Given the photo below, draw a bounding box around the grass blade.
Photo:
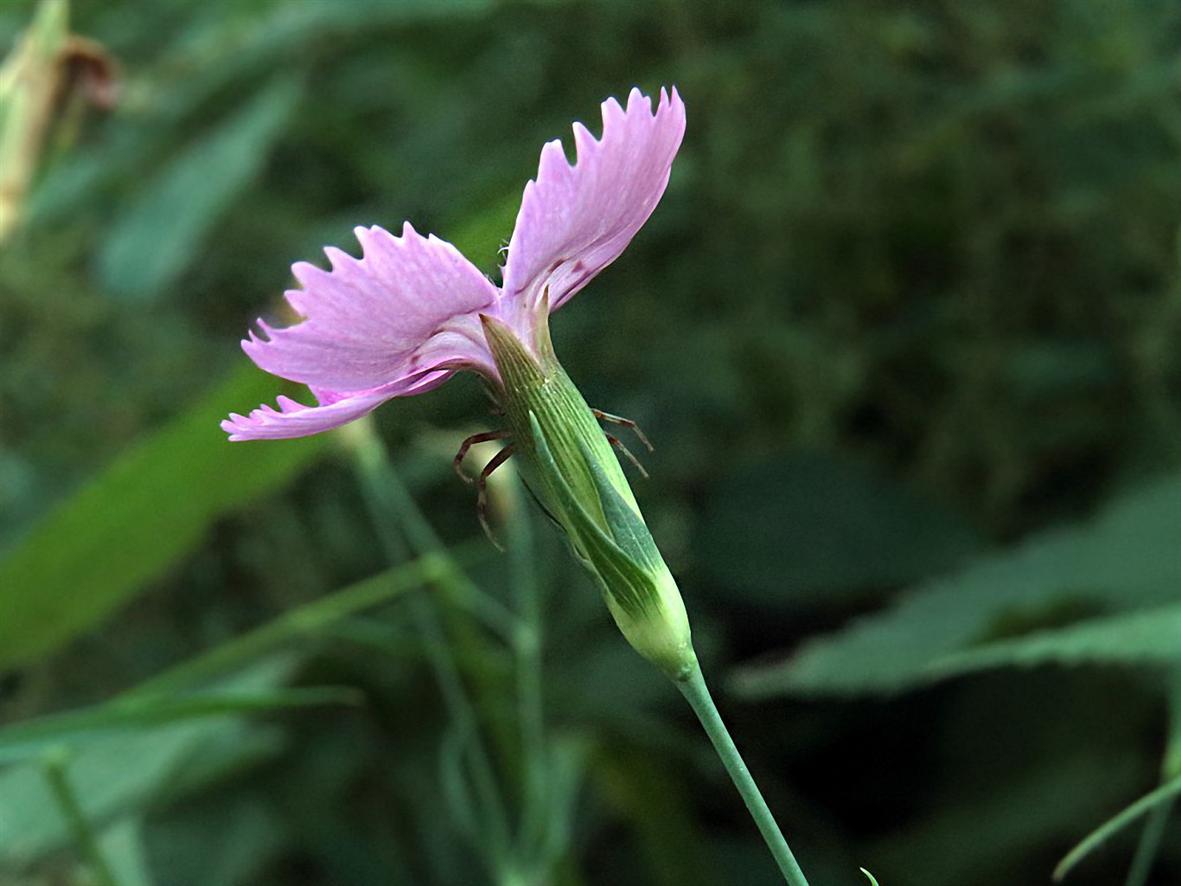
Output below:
[0,687,359,764]
[1054,773,1181,881]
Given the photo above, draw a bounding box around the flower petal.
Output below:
[221,387,391,441]
[243,222,500,393]
[500,87,685,322]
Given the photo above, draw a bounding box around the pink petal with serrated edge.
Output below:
[242,222,499,393]
[221,392,390,441]
[219,369,449,441]
[499,87,685,329]
[226,88,685,442]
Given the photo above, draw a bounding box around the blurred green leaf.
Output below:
[5,0,1181,880]
[98,76,301,300]
[0,663,292,864]
[129,552,465,697]
[697,453,982,607]
[0,685,359,764]
[745,601,1181,697]
[0,364,328,670]
[99,819,154,886]
[445,190,521,274]
[596,749,716,886]
[918,603,1181,683]
[144,794,283,886]
[733,472,1181,696]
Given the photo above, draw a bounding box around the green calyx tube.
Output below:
[480,305,695,680]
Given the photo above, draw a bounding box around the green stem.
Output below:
[1125,670,1181,886]
[355,441,521,641]
[348,429,512,872]
[676,665,809,886]
[1124,798,1172,886]
[42,750,120,886]
[509,502,547,862]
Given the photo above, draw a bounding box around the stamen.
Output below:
[606,433,649,479]
[477,444,516,550]
[592,408,654,451]
[453,430,511,483]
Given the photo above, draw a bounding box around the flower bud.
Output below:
[481,310,695,679]
[1,0,117,242]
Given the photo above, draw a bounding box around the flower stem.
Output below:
[1126,669,1181,886]
[42,749,120,886]
[676,664,810,886]
[507,499,548,861]
[347,424,512,872]
[1124,799,1172,886]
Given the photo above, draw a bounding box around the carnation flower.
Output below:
[223,87,692,676]
[221,91,813,883]
[222,87,684,442]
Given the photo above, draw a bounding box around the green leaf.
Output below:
[529,411,653,616]
[137,794,284,886]
[129,553,458,697]
[745,601,1181,698]
[918,603,1181,683]
[578,436,662,573]
[0,663,292,863]
[0,363,328,669]
[98,76,301,300]
[697,453,982,607]
[0,686,359,764]
[733,473,1181,696]
[99,819,155,886]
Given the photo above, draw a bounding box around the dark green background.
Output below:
[3,1,1181,884]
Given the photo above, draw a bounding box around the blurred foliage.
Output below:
[734,472,1181,696]
[2,0,1181,884]
[0,364,326,670]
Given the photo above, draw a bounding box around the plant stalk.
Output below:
[676,664,810,886]
[1125,798,1172,886]
[42,750,120,886]
[348,428,512,872]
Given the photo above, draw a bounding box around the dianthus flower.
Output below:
[222,89,814,883]
[222,87,683,442]
[224,87,692,675]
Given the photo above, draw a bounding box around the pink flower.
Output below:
[222,87,685,441]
